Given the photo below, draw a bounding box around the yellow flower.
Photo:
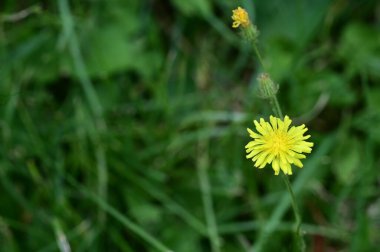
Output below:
[231,6,250,28]
[245,116,314,175]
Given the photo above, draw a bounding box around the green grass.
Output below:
[1,0,380,251]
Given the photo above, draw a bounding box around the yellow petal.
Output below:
[272,158,280,175]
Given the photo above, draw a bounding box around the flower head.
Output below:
[245,116,314,175]
[232,7,250,28]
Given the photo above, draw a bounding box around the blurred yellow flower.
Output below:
[231,6,250,28]
[245,116,314,175]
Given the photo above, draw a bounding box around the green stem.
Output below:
[270,93,304,251]
[281,174,305,252]
[249,27,305,251]
[269,96,283,119]
[252,43,266,70]
[252,42,283,120]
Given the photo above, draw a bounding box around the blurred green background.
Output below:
[1,0,380,251]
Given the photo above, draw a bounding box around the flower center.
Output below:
[267,132,288,154]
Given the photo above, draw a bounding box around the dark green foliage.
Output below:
[0,0,379,251]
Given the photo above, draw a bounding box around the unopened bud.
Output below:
[257,73,278,98]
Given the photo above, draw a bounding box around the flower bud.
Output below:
[231,7,250,28]
[257,73,278,98]
[231,7,259,43]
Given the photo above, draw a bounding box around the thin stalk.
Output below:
[252,43,266,70]
[269,96,283,119]
[252,42,283,120]
[282,174,305,252]
[251,39,304,250]
[270,93,304,251]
